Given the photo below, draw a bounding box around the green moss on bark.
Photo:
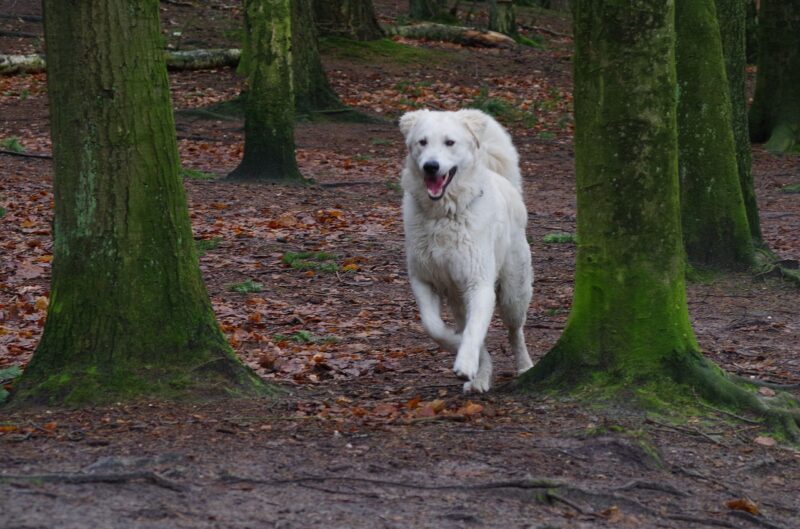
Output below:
[15,0,272,405]
[229,0,303,181]
[676,0,754,269]
[515,0,800,443]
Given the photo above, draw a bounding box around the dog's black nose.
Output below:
[423,161,440,175]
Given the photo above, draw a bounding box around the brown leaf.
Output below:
[726,498,760,515]
[754,436,777,447]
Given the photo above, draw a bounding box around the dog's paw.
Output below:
[463,375,491,394]
[453,353,479,381]
[516,359,533,375]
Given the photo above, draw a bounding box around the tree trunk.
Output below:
[745,0,758,64]
[409,0,448,20]
[748,0,800,152]
[312,0,384,41]
[516,0,800,441]
[16,0,266,405]
[715,0,762,243]
[489,0,516,36]
[520,0,699,388]
[228,0,303,181]
[676,0,754,269]
[293,0,347,115]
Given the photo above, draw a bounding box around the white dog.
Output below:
[400,108,533,393]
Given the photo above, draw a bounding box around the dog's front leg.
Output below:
[453,284,495,382]
[410,277,460,353]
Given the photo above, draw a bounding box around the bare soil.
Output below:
[1,2,799,528]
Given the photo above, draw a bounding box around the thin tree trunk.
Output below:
[228,0,302,181]
[293,0,346,115]
[409,0,448,20]
[748,0,800,152]
[313,0,384,41]
[715,0,762,242]
[16,0,266,404]
[676,0,754,269]
[489,0,516,36]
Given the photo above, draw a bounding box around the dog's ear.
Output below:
[456,109,488,148]
[399,110,427,139]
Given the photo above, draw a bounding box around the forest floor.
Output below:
[1,1,800,528]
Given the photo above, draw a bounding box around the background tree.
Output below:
[489,0,516,36]
[409,0,449,21]
[228,0,302,181]
[715,0,762,243]
[745,0,758,64]
[676,0,754,269]
[517,0,800,439]
[293,0,348,116]
[749,0,800,153]
[313,0,384,41]
[16,0,266,404]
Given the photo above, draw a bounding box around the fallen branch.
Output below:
[1,48,241,76]
[387,23,516,48]
[0,149,52,159]
[0,471,187,492]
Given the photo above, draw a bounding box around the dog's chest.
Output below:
[411,216,490,286]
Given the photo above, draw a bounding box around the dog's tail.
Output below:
[457,109,523,192]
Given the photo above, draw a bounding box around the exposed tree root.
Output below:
[0,471,187,492]
[677,353,800,442]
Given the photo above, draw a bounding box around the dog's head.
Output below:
[399,109,488,201]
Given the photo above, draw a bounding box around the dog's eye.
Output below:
[419,139,427,146]
[445,139,455,147]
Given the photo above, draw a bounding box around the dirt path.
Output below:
[2,2,800,528]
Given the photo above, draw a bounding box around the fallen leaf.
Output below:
[758,387,776,397]
[754,436,776,447]
[726,498,760,515]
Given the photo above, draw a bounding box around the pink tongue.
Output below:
[425,173,447,196]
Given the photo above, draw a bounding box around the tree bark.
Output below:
[228,0,303,181]
[748,0,800,152]
[409,0,448,20]
[714,0,762,242]
[676,0,754,269]
[516,0,800,441]
[489,0,516,36]
[293,0,347,115]
[520,0,698,387]
[312,0,384,41]
[16,0,266,405]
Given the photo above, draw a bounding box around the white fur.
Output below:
[400,109,534,393]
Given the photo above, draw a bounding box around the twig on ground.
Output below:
[728,509,787,529]
[0,149,52,159]
[665,514,737,528]
[646,418,730,447]
[0,471,187,492]
[695,396,764,425]
[611,479,690,497]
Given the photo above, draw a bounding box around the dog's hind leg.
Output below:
[499,261,533,374]
[410,277,460,353]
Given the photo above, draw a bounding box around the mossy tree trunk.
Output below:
[292,0,347,116]
[312,0,384,41]
[745,0,758,64]
[748,0,800,153]
[16,0,267,405]
[715,0,762,243]
[489,0,516,36]
[228,0,303,181]
[516,0,800,440]
[676,0,754,269]
[409,0,448,21]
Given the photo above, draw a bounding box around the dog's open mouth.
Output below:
[425,166,457,200]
